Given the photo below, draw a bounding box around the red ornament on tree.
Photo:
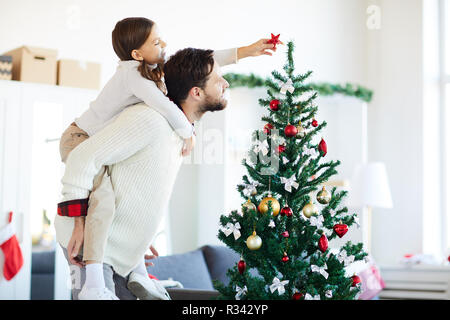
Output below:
[282,252,289,263]
[269,99,280,111]
[264,123,274,134]
[318,138,327,156]
[284,124,298,137]
[238,259,246,275]
[351,275,361,287]
[318,234,329,253]
[293,292,303,300]
[277,145,286,154]
[333,223,348,238]
[267,33,281,49]
[281,231,289,238]
[280,206,293,217]
[312,119,318,127]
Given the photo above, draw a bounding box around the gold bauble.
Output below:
[242,199,257,212]
[302,201,318,218]
[258,196,281,216]
[296,121,306,138]
[246,231,262,250]
[316,186,331,204]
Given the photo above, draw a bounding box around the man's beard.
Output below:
[197,94,228,115]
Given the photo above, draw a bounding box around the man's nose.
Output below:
[223,78,230,89]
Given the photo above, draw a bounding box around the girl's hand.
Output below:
[145,245,159,267]
[237,38,284,59]
[182,135,196,157]
[67,217,85,267]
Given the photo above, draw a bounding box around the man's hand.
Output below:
[145,245,159,267]
[67,217,85,267]
[237,38,284,59]
[182,134,196,157]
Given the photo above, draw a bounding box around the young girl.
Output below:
[57,17,282,300]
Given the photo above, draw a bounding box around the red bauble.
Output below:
[264,123,274,134]
[312,119,318,127]
[270,99,280,111]
[277,145,286,154]
[318,138,327,156]
[282,253,289,263]
[351,275,361,287]
[280,206,293,217]
[284,124,298,137]
[238,259,246,275]
[333,223,348,238]
[293,292,303,300]
[281,231,289,238]
[318,234,329,253]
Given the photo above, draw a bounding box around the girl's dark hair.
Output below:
[112,17,165,93]
[164,48,215,107]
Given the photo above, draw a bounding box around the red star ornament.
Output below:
[268,33,281,49]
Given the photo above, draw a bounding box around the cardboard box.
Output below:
[0,55,12,80]
[3,46,57,84]
[57,59,101,90]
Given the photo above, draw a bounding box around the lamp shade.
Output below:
[347,162,393,208]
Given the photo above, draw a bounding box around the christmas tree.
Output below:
[215,41,368,300]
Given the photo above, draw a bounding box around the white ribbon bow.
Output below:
[280,174,299,193]
[337,250,355,266]
[268,220,275,228]
[243,182,258,197]
[303,146,320,158]
[270,131,286,146]
[269,277,289,295]
[305,293,321,300]
[222,222,241,240]
[309,215,324,228]
[280,79,295,95]
[282,156,290,165]
[253,140,269,156]
[235,285,247,300]
[311,264,329,279]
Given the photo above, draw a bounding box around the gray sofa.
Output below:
[145,245,240,300]
[31,245,239,300]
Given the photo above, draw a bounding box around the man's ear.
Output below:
[188,87,202,100]
[131,49,143,61]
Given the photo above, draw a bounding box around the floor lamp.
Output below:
[348,162,393,253]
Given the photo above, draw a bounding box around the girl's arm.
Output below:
[126,69,194,139]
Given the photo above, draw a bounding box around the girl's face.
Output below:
[132,23,167,64]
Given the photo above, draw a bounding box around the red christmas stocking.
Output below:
[0,212,23,281]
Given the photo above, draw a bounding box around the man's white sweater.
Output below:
[54,103,183,276]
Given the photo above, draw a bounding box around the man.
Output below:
[55,48,232,300]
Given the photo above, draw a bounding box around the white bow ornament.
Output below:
[222,222,241,240]
[253,140,269,156]
[235,285,247,300]
[269,277,289,295]
[280,174,299,193]
[311,264,329,279]
[280,79,295,95]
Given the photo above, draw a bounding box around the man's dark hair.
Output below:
[163,48,215,107]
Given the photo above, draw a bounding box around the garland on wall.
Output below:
[223,72,373,103]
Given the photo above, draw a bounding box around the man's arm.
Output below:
[58,104,158,216]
